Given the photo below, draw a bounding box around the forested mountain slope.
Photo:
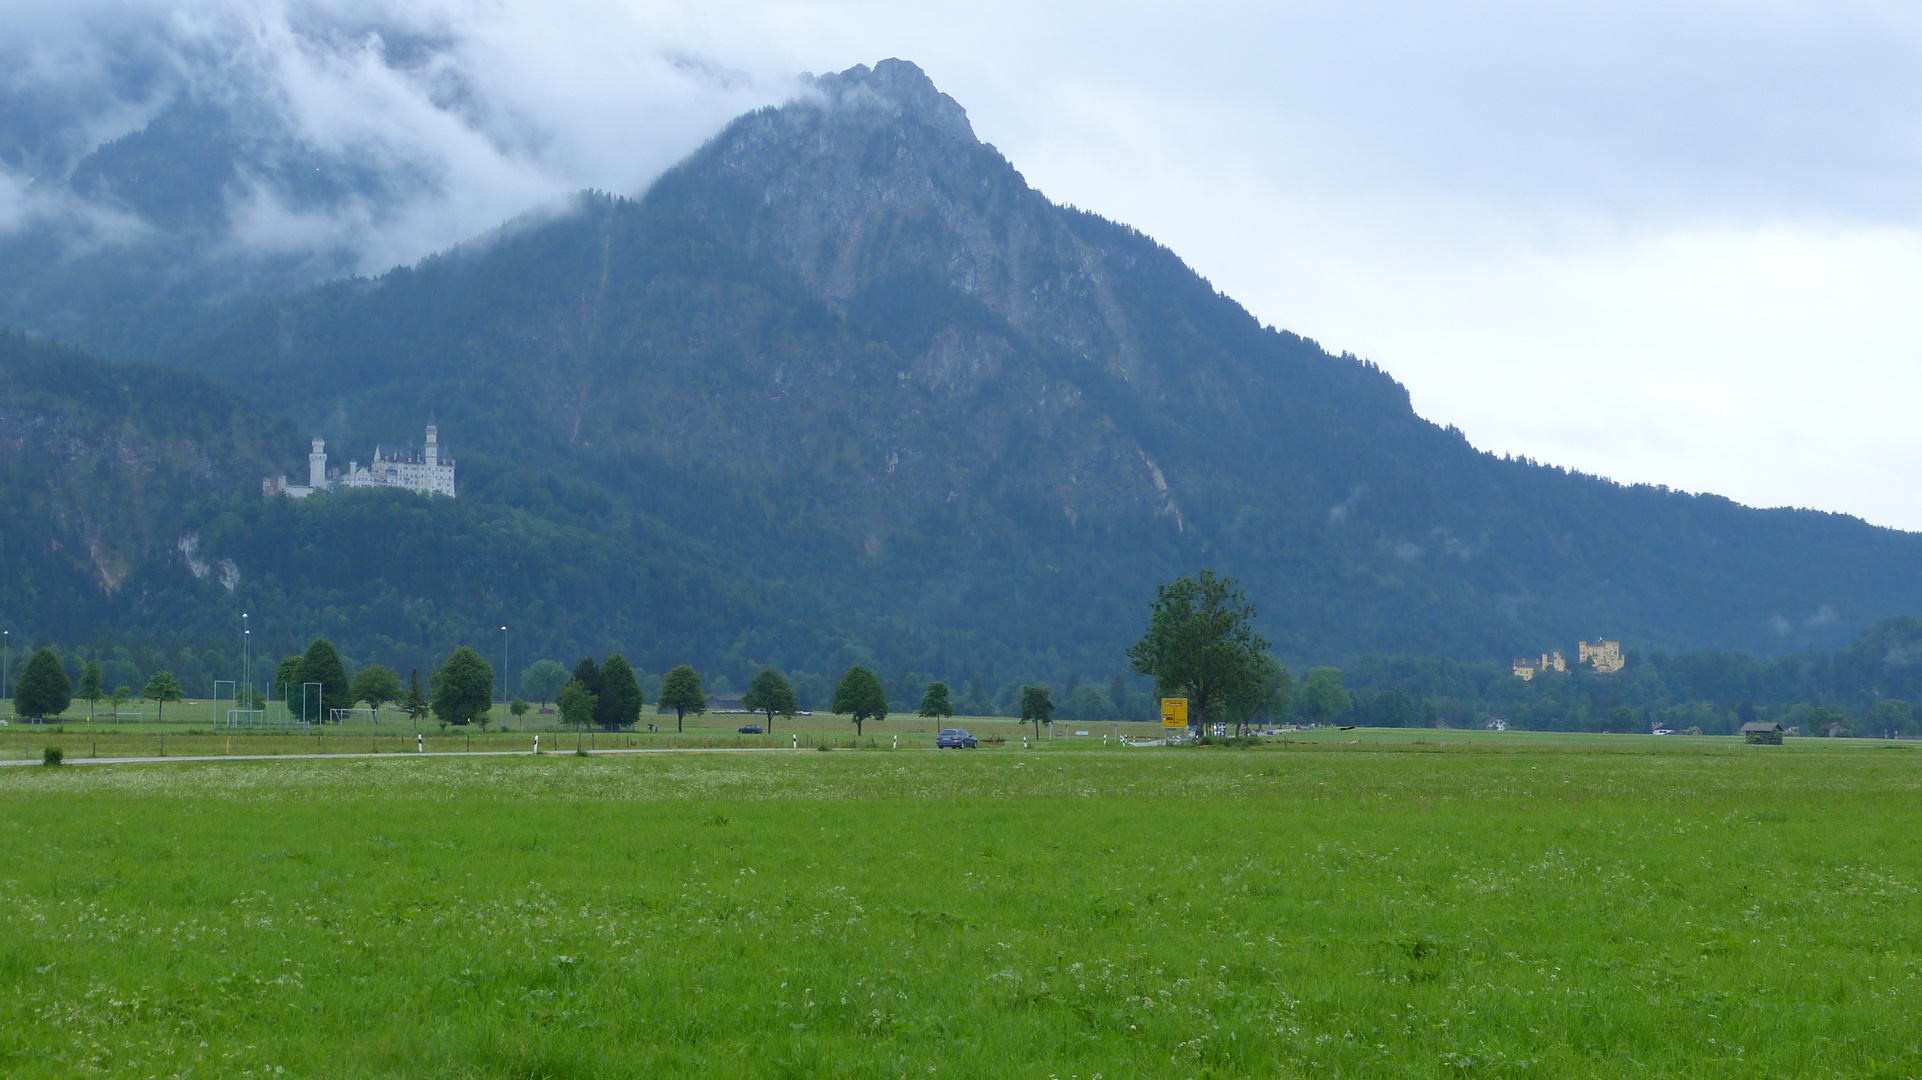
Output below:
[0,330,281,636]
[174,60,1922,679]
[0,329,844,689]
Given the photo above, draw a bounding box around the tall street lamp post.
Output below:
[500,625,508,705]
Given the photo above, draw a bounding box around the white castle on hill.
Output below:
[264,424,456,499]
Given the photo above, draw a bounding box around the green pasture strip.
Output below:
[0,716,1159,762]
[0,722,1906,764]
[3,742,1920,1078]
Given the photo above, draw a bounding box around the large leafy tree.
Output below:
[297,638,351,722]
[1866,698,1916,736]
[918,681,953,720]
[743,668,798,733]
[557,679,597,729]
[519,659,570,705]
[79,660,103,724]
[143,671,184,721]
[14,647,72,721]
[1297,667,1349,725]
[431,647,496,727]
[274,656,303,704]
[1019,685,1054,738]
[1126,570,1273,737]
[1224,654,1292,734]
[832,665,888,736]
[351,664,403,720]
[657,665,706,733]
[597,655,645,730]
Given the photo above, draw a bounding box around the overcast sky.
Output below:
[6,1,1921,528]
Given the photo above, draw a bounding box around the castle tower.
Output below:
[309,438,328,490]
[425,425,438,467]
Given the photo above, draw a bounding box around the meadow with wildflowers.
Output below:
[2,732,1919,1078]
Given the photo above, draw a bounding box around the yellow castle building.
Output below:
[1511,651,1567,681]
[1513,641,1625,679]
[1578,639,1625,674]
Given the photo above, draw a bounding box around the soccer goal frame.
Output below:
[330,707,376,725]
[213,681,236,728]
[299,682,324,727]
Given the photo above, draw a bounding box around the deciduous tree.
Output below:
[298,638,351,722]
[79,660,103,724]
[143,671,184,721]
[1224,655,1292,734]
[274,656,303,704]
[657,665,706,733]
[519,659,570,705]
[597,655,645,730]
[430,647,495,727]
[743,668,798,733]
[558,680,596,729]
[1866,698,1915,735]
[1019,685,1054,738]
[918,681,953,720]
[832,665,888,736]
[1297,667,1349,725]
[1126,570,1273,737]
[351,664,402,719]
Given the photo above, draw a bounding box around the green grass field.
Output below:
[0,710,1161,762]
[3,732,1919,1078]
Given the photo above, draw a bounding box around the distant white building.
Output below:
[264,425,456,499]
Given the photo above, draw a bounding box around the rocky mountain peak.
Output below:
[662,58,1145,383]
[805,59,976,145]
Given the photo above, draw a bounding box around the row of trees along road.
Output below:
[542,660,952,737]
[1127,570,1294,738]
[536,573,1280,741]
[11,646,187,722]
[11,638,949,737]
[12,574,1275,738]
[258,638,492,730]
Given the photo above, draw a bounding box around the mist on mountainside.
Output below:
[0,1,790,358]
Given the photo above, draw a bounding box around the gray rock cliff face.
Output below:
[675,60,1152,392]
[638,60,1312,531]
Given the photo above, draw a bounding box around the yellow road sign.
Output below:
[1161,697,1188,727]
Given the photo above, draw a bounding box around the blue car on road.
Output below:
[935,728,977,749]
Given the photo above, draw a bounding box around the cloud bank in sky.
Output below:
[0,0,794,271]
